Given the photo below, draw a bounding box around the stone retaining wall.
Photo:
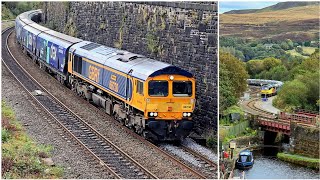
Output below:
[42,1,218,135]
[290,123,319,158]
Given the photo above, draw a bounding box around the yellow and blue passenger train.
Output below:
[15,10,196,141]
[261,84,277,97]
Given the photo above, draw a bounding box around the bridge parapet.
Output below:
[279,112,318,125]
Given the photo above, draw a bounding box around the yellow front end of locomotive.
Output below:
[144,74,196,120]
[261,87,275,96]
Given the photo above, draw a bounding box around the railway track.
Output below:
[181,145,217,178]
[3,27,216,179]
[160,143,217,179]
[246,98,276,118]
[2,27,157,179]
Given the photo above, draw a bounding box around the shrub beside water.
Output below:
[277,152,320,170]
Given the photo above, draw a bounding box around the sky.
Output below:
[219,1,282,14]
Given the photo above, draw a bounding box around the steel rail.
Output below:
[180,145,217,178]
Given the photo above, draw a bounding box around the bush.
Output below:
[1,101,63,178]
[206,132,217,149]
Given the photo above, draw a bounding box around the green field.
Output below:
[302,47,317,54]
[286,47,316,58]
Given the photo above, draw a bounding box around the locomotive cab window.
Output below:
[148,81,168,97]
[173,81,192,97]
[137,81,144,95]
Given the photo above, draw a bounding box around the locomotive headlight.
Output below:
[150,112,154,116]
[183,112,187,117]
[169,75,174,80]
[154,112,158,116]
[187,113,191,117]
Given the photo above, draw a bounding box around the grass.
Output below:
[286,49,309,58]
[277,152,320,170]
[1,21,15,30]
[286,47,316,58]
[1,101,64,179]
[220,5,319,40]
[220,5,319,25]
[302,47,316,54]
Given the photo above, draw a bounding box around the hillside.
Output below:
[220,5,320,41]
[224,1,319,14]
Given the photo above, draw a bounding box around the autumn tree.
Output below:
[219,52,249,99]
[262,57,282,71]
[219,64,237,113]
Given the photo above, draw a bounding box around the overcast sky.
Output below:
[219,1,282,14]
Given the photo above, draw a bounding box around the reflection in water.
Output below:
[234,147,319,179]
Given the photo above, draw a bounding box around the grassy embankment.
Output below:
[1,101,63,178]
[2,21,15,30]
[277,152,320,170]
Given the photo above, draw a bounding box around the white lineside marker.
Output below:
[34,90,43,96]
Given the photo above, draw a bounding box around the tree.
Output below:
[269,65,289,81]
[246,60,264,76]
[295,46,303,54]
[296,71,320,110]
[219,64,237,113]
[274,49,320,111]
[262,57,282,71]
[273,80,308,111]
[1,5,15,20]
[219,52,249,98]
[280,41,289,50]
[286,39,294,50]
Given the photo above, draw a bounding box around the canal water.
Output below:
[234,147,319,179]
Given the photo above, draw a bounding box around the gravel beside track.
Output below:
[7,30,199,178]
[160,143,217,178]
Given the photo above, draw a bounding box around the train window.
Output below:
[74,55,82,73]
[148,81,168,97]
[173,81,192,97]
[137,81,144,95]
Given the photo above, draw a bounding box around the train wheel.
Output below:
[22,47,27,54]
[142,131,148,139]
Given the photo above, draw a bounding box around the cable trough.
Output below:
[2,27,157,179]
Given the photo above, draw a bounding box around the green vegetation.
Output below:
[220,37,317,62]
[1,101,63,179]
[220,120,257,146]
[64,18,77,37]
[206,132,217,149]
[146,32,159,54]
[2,5,15,20]
[277,152,320,169]
[219,52,249,113]
[1,2,42,20]
[273,50,319,112]
[114,14,127,49]
[221,34,319,112]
